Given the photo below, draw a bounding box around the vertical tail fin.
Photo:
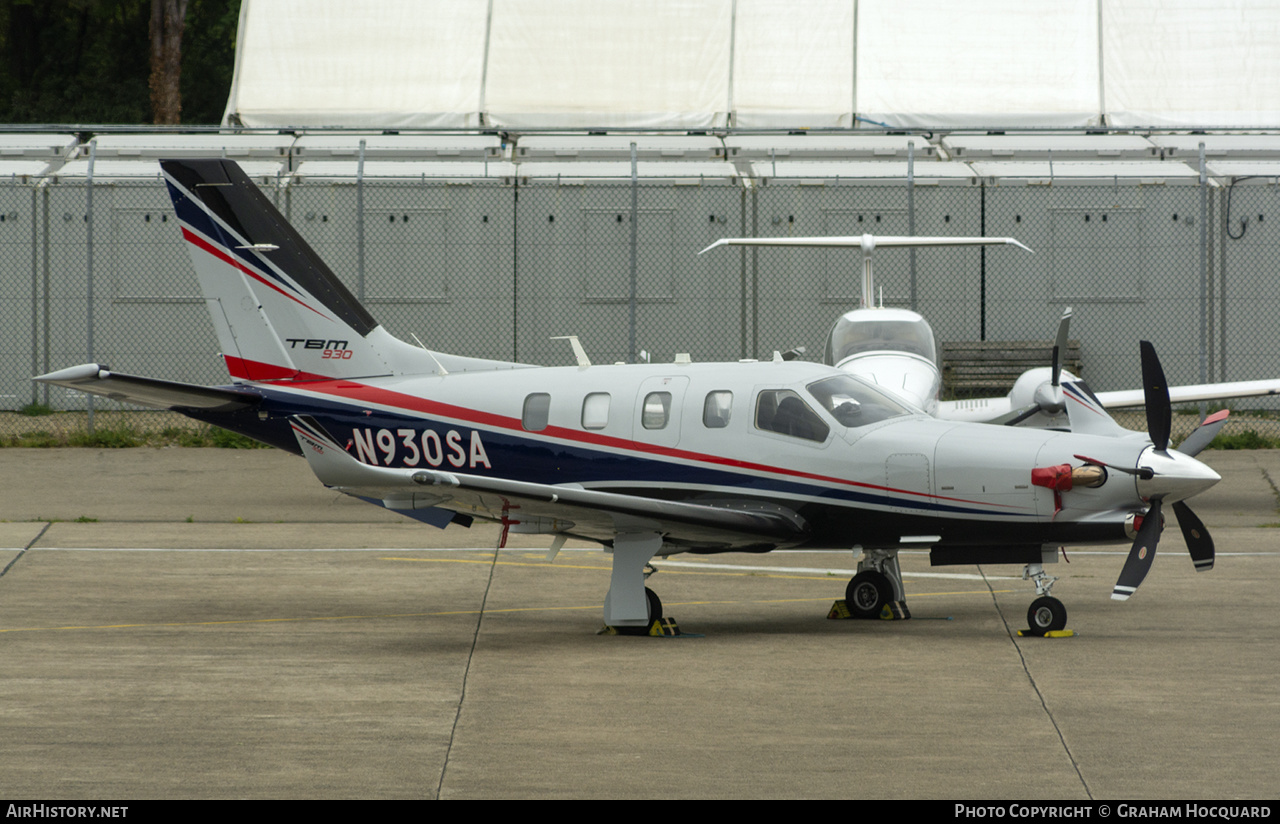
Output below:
[161,158,423,382]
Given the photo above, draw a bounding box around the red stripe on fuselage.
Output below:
[223,355,335,383]
[234,357,1026,511]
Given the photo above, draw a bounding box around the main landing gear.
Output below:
[840,550,909,620]
[600,533,680,636]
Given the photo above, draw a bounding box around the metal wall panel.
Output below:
[513,179,744,367]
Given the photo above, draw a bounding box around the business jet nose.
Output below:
[1135,446,1221,504]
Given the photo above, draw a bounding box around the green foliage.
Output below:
[4,430,63,447]
[0,420,267,448]
[206,426,269,449]
[65,423,145,448]
[0,0,241,124]
[18,402,55,416]
[1205,430,1280,450]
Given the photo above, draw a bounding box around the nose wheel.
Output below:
[1027,596,1068,633]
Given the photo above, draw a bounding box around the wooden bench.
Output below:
[941,340,1082,397]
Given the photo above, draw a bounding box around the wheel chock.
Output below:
[1017,628,1076,638]
[598,616,686,637]
[881,601,911,620]
[648,617,681,636]
[828,600,911,620]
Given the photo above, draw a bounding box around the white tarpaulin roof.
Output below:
[224,0,1280,130]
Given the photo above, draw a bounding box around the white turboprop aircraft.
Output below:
[702,235,1280,431]
[36,161,1230,636]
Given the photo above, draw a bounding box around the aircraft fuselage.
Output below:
[201,358,1163,555]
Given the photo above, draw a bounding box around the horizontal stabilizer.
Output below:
[700,235,1032,255]
[33,364,260,412]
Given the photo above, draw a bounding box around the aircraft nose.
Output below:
[1135,447,1221,503]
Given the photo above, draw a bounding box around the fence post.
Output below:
[28,182,39,405]
[908,139,916,311]
[1198,142,1208,411]
[40,180,50,406]
[357,138,366,301]
[85,140,97,433]
[628,141,639,363]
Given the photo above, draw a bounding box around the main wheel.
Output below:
[1027,596,1067,633]
[645,587,662,623]
[845,570,893,619]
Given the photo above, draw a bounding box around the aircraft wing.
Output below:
[290,417,808,551]
[938,377,1280,425]
[33,363,260,412]
[1092,378,1280,408]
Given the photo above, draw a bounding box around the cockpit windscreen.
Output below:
[806,374,916,427]
[827,316,938,364]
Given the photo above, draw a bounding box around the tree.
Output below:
[0,0,236,125]
[149,0,189,124]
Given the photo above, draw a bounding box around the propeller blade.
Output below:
[1113,498,1163,601]
[1052,307,1072,388]
[1140,340,1172,452]
[995,403,1043,427]
[1176,409,1229,458]
[1172,500,1215,572]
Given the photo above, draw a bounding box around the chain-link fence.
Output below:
[4,160,1278,439]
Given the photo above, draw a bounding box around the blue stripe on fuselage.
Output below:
[252,386,1035,520]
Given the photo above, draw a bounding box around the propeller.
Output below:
[1109,341,1219,600]
[999,307,1073,427]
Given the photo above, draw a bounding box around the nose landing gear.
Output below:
[1020,561,1072,637]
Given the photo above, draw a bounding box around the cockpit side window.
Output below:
[754,390,829,442]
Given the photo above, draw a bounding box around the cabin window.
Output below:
[582,392,611,430]
[641,392,672,430]
[522,393,551,431]
[702,391,732,428]
[754,389,829,442]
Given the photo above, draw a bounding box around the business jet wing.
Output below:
[34,363,260,412]
[938,377,1280,425]
[1092,378,1280,408]
[289,417,809,551]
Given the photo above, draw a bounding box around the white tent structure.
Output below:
[223,0,1280,131]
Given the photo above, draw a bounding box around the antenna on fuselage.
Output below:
[410,332,449,376]
[551,335,592,369]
